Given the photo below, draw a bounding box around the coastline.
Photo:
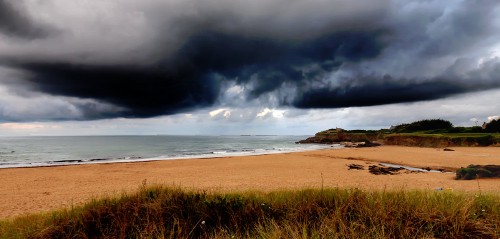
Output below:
[0,135,330,169]
[0,144,334,169]
[1,145,499,219]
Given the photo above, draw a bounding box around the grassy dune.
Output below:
[1,187,499,238]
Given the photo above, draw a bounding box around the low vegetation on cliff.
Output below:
[391,119,453,133]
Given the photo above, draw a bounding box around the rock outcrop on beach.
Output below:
[347,163,421,175]
[368,165,409,175]
[340,141,381,148]
[347,164,364,170]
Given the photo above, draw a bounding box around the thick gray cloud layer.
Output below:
[0,0,499,121]
[0,0,53,38]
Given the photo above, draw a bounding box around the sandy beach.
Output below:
[0,146,499,219]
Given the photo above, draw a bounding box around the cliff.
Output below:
[297,130,499,147]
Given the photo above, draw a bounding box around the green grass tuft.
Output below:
[1,187,499,238]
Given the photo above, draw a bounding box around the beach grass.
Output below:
[1,186,499,238]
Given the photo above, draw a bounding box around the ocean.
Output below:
[0,135,334,168]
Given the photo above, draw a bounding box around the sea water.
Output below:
[0,135,334,168]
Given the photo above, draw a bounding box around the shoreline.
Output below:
[1,145,499,219]
[0,143,334,169]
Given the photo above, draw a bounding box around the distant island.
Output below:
[297,118,500,147]
[240,135,279,136]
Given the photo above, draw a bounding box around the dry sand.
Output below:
[0,146,498,219]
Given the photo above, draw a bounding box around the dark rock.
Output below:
[443,148,455,151]
[340,142,356,147]
[347,164,364,170]
[340,141,381,148]
[357,141,381,147]
[368,165,405,175]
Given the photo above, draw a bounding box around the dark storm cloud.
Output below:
[1,0,500,121]
[0,0,52,38]
[416,0,496,58]
[292,78,497,109]
[10,30,386,118]
[17,62,220,118]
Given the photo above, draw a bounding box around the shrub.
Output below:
[392,119,453,133]
[456,165,496,180]
[484,119,500,133]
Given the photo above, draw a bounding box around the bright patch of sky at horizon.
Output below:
[0,0,499,136]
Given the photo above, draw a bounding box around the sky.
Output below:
[0,0,499,136]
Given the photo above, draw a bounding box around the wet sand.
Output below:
[0,146,498,219]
